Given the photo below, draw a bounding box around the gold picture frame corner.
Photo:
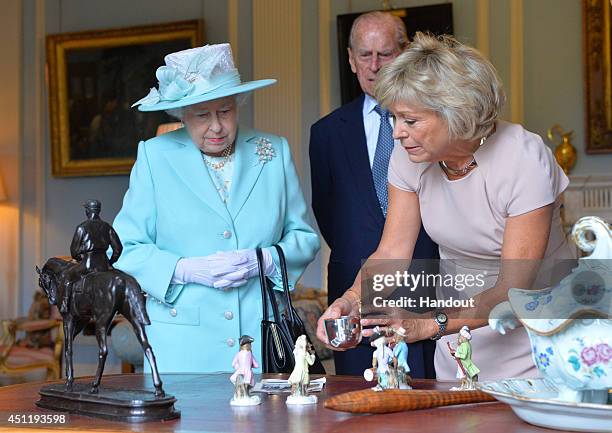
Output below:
[46,20,202,177]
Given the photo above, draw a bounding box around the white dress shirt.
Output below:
[362,94,398,167]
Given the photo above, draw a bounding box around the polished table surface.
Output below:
[0,373,560,433]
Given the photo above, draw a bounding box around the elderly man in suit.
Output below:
[309,11,438,376]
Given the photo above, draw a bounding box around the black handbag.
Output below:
[257,245,325,374]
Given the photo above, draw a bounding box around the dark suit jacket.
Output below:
[309,95,439,377]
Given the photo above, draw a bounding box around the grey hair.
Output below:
[165,107,184,120]
[374,32,505,141]
[348,11,408,50]
[164,92,249,121]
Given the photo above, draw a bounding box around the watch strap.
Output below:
[430,312,447,341]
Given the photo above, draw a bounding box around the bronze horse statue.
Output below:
[36,257,164,396]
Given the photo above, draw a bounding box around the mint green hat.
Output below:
[132,43,276,111]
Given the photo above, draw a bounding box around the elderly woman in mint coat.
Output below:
[113,43,319,373]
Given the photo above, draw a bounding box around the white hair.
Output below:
[164,92,250,121]
[348,11,408,50]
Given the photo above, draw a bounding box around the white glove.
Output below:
[171,254,248,289]
[208,249,276,283]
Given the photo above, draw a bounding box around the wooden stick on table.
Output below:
[324,389,496,414]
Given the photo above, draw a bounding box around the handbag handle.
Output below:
[256,245,300,324]
[271,245,299,324]
[256,247,270,323]
[256,248,282,324]
[256,247,287,372]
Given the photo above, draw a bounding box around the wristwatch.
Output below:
[430,310,448,341]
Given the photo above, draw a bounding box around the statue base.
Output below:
[230,395,262,406]
[36,382,180,423]
[286,394,317,405]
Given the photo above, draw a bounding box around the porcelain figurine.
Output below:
[489,216,612,404]
[448,326,480,390]
[286,335,317,405]
[230,335,261,406]
[366,331,396,391]
[391,327,412,389]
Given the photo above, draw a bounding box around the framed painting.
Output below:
[337,3,453,105]
[583,0,612,153]
[46,20,203,176]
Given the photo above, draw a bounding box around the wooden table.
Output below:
[0,374,559,432]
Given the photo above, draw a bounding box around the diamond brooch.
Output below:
[254,137,276,164]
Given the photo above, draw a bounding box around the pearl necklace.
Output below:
[440,135,488,176]
[202,144,233,170]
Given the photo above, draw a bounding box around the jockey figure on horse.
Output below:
[61,199,123,314]
[37,200,164,396]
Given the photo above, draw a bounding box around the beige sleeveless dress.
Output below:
[388,120,576,380]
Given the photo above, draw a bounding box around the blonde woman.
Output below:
[317,33,575,381]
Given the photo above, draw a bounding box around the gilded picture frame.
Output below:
[583,0,612,153]
[46,20,203,177]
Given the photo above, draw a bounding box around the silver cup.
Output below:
[324,316,362,349]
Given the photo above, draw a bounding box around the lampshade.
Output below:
[156,122,184,137]
[0,170,7,202]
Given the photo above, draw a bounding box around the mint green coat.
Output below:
[113,126,320,373]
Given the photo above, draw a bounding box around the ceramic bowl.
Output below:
[489,216,612,404]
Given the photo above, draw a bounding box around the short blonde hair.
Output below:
[374,32,505,141]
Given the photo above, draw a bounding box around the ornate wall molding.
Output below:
[510,0,524,124]
[476,0,490,58]
[0,0,22,318]
[318,0,331,290]
[565,174,612,228]
[253,0,302,172]
[18,0,46,315]
[319,0,331,117]
[228,0,239,66]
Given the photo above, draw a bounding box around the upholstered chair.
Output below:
[0,292,63,385]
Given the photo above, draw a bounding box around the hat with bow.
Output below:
[132,43,276,111]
